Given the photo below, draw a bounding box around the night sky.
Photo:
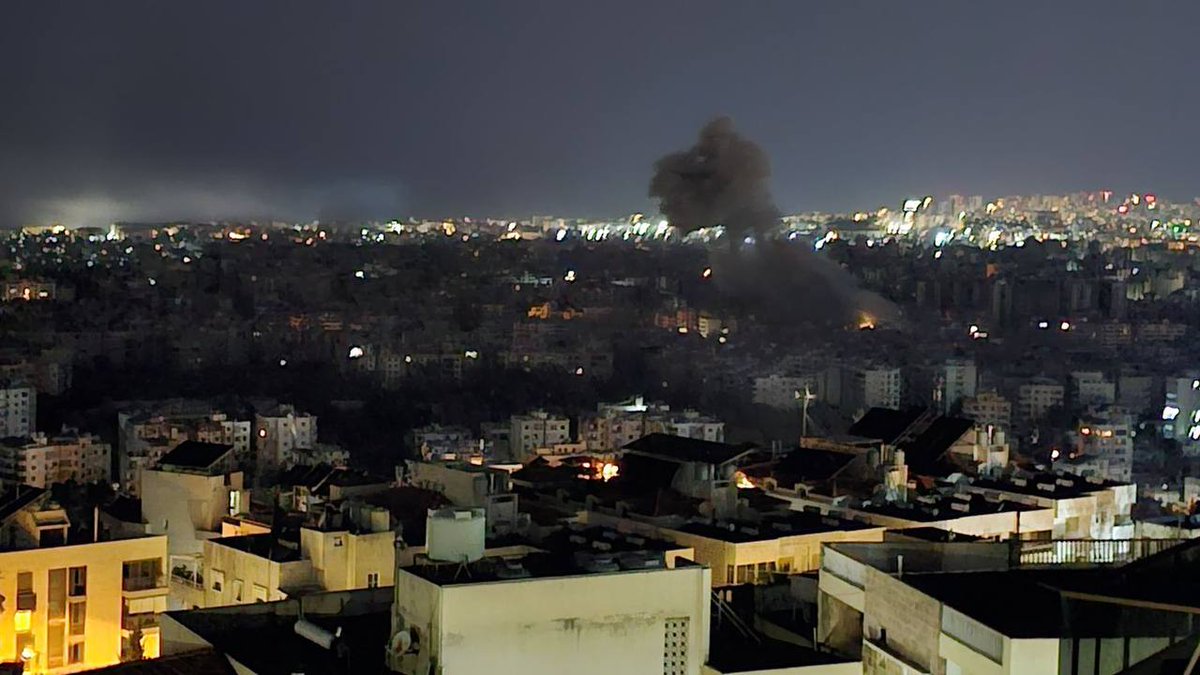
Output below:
[3,1,1199,225]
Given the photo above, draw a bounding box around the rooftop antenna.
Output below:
[796,386,817,442]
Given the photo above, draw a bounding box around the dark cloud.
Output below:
[3,1,1200,225]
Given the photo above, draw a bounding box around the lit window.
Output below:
[14,610,31,632]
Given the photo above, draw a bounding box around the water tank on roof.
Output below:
[425,508,485,563]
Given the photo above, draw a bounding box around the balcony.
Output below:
[122,611,159,633]
[122,574,167,599]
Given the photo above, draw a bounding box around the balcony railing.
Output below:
[170,570,204,590]
[1015,539,1183,566]
[122,574,166,592]
[122,612,159,632]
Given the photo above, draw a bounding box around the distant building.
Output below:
[752,374,816,410]
[1017,378,1065,423]
[939,359,977,413]
[0,429,111,488]
[1071,370,1116,407]
[254,404,317,472]
[962,389,1012,430]
[1058,410,1134,483]
[509,410,571,461]
[0,383,36,439]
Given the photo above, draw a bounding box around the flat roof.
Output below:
[403,550,693,587]
[209,534,302,563]
[673,513,877,543]
[623,433,754,465]
[158,440,233,471]
[970,472,1124,499]
[902,569,1187,639]
[166,605,390,674]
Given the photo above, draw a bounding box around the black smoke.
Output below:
[649,117,901,327]
[649,116,778,245]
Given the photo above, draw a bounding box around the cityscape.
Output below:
[5,2,1200,675]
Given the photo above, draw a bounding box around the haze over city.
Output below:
[5,1,1200,225]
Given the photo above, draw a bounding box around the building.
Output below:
[0,485,169,671]
[117,408,252,494]
[1058,410,1135,483]
[1162,374,1200,446]
[753,374,816,410]
[140,441,249,609]
[509,410,571,461]
[961,389,1013,430]
[254,405,317,472]
[843,366,902,413]
[0,383,36,439]
[0,429,111,488]
[819,538,1199,675]
[388,508,713,675]
[1071,370,1116,407]
[1017,378,1065,423]
[938,359,977,413]
[403,461,520,535]
[196,501,396,609]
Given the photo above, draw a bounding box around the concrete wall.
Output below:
[202,540,312,607]
[394,565,712,675]
[143,469,233,555]
[863,568,944,675]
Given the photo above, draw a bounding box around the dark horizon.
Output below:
[4,1,1199,225]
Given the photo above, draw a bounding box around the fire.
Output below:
[734,471,754,489]
[583,461,620,481]
[858,313,876,331]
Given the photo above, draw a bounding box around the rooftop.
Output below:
[847,408,924,443]
[404,550,696,586]
[970,471,1125,499]
[0,484,45,523]
[623,433,754,466]
[209,533,302,563]
[158,440,234,472]
[164,591,392,675]
[673,512,877,543]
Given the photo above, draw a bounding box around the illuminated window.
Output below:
[68,641,84,665]
[14,610,31,633]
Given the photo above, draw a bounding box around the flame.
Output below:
[734,471,754,489]
[858,313,876,330]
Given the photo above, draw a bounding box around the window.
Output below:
[367,572,380,588]
[48,568,66,621]
[69,566,87,596]
[17,571,34,611]
[663,617,690,675]
[68,641,84,665]
[69,601,86,634]
[211,569,224,593]
[232,579,244,602]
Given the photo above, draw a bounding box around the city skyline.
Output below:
[5,1,1200,225]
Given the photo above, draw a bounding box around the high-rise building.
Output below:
[0,383,36,439]
[939,359,978,413]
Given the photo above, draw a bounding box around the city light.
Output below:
[348,346,365,359]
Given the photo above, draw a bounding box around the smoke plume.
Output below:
[649,116,778,244]
[649,117,901,327]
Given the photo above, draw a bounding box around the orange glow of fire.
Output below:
[734,471,754,489]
